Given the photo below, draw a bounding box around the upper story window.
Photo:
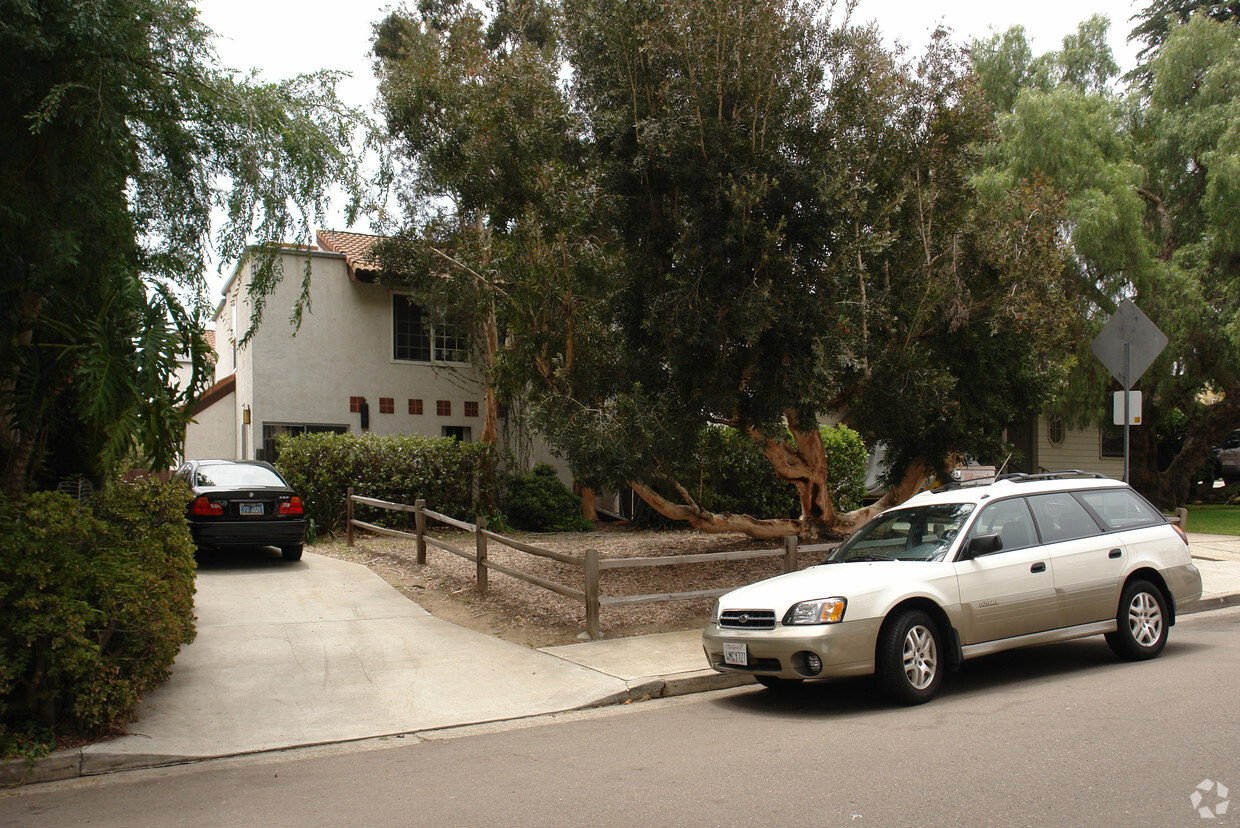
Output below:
[393,294,468,363]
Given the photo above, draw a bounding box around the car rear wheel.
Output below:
[281,544,304,562]
[1105,579,1168,660]
[877,609,943,705]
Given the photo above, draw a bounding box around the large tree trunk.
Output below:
[1132,390,1240,509]
[628,453,932,540]
[758,415,836,527]
[629,480,802,539]
[480,303,499,447]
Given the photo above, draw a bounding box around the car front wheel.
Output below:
[1106,579,1168,660]
[877,609,943,705]
[281,544,304,562]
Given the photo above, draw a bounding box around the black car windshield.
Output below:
[826,503,975,563]
[194,464,286,489]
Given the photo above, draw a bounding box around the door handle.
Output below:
[1109,549,1122,559]
[1031,562,1046,573]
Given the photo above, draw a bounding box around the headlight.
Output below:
[709,599,721,624]
[783,598,847,625]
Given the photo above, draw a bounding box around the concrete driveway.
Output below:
[79,551,631,773]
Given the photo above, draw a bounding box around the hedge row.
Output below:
[274,432,496,534]
[0,479,197,756]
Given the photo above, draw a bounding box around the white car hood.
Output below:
[718,561,938,616]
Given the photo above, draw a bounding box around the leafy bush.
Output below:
[503,464,594,532]
[0,479,197,756]
[274,432,497,534]
[820,424,868,512]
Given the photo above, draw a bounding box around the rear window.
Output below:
[194,464,286,488]
[1076,488,1163,531]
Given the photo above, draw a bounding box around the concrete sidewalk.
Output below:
[5,533,1240,786]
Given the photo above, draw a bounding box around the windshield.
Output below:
[194,464,287,489]
[827,503,975,563]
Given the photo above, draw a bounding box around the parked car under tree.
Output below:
[175,459,306,561]
[703,472,1202,704]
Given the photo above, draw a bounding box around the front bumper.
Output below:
[189,519,305,549]
[702,617,883,680]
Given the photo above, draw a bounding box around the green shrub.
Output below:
[504,464,594,532]
[274,432,497,534]
[0,478,197,756]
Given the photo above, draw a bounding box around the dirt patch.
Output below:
[312,526,823,647]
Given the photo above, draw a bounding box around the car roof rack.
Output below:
[995,470,1110,483]
[931,469,1109,493]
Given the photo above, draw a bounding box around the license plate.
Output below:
[239,503,264,516]
[723,642,748,667]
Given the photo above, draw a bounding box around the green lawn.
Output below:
[1184,504,1240,536]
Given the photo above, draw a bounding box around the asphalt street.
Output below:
[3,605,1238,827]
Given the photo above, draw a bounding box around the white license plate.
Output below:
[239,503,264,516]
[723,642,748,666]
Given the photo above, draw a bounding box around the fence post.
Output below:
[784,534,797,573]
[415,498,427,565]
[346,487,354,548]
[476,514,488,594]
[585,548,600,640]
[1176,507,1188,530]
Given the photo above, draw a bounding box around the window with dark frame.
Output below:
[464,401,479,418]
[393,295,468,363]
[393,295,431,362]
[379,397,394,414]
[436,400,451,417]
[409,399,423,415]
[442,426,471,442]
[349,396,363,413]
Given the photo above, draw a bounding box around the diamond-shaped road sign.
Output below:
[1090,300,1168,390]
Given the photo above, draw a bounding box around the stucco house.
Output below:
[183,230,559,471]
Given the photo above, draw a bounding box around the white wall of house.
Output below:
[187,246,569,480]
[184,386,237,460]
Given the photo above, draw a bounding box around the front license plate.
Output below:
[723,642,748,666]
[239,503,264,516]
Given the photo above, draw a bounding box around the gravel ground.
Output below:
[313,526,824,647]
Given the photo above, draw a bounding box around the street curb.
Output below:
[7,595,1238,789]
[1182,592,1240,615]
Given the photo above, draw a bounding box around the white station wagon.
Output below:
[702,472,1203,704]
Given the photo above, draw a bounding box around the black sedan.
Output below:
[175,459,306,561]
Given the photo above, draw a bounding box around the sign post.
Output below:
[1090,300,1167,482]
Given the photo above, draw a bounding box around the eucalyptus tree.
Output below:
[372,0,602,455]
[0,0,367,498]
[972,14,1240,507]
[553,0,1073,537]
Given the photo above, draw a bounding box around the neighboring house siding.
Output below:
[1036,418,1124,479]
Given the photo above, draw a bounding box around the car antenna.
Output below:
[995,452,1013,477]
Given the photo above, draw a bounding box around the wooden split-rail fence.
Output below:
[345,487,829,640]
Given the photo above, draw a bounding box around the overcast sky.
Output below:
[193,0,1146,289]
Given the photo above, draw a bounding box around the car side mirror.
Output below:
[959,533,1003,561]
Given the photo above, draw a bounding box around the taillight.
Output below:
[1173,524,1188,545]
[279,496,303,516]
[191,496,224,516]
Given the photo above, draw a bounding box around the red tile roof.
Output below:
[317,230,384,282]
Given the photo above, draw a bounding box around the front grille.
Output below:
[712,655,783,672]
[720,609,776,630]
